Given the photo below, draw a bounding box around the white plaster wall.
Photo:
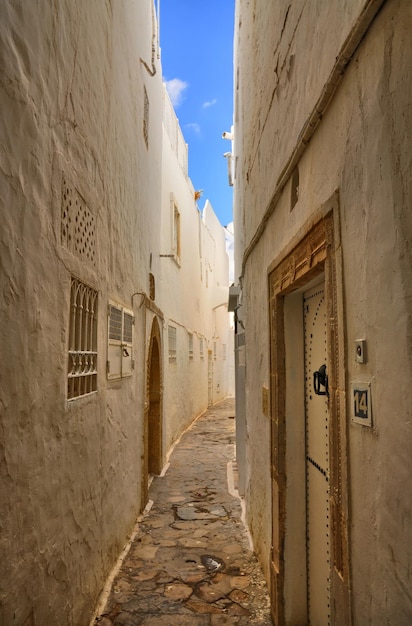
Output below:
[159,90,233,454]
[234,0,412,620]
[236,0,369,240]
[203,200,234,403]
[0,2,163,624]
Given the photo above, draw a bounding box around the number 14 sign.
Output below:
[351,382,372,427]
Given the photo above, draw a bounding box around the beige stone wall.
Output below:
[234,0,412,622]
[0,2,163,624]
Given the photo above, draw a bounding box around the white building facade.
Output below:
[0,3,232,625]
[158,87,234,461]
[233,0,412,624]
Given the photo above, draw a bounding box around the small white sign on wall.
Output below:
[351,382,372,427]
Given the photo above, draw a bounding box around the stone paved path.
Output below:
[93,398,272,625]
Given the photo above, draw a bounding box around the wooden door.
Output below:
[304,282,331,626]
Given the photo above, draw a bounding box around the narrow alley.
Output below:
[2,2,412,624]
[93,399,272,626]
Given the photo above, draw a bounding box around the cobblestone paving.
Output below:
[94,398,272,625]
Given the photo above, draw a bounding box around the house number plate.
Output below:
[351,382,372,427]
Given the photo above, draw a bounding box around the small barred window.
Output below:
[67,277,98,400]
[173,204,181,261]
[168,325,177,363]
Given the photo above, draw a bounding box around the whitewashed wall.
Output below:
[0,2,163,624]
[0,3,233,624]
[159,88,233,454]
[202,200,235,404]
[234,0,412,622]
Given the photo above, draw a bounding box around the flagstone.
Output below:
[164,583,193,601]
[93,399,272,626]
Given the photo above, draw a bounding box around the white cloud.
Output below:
[185,122,201,135]
[165,78,188,107]
[203,98,217,109]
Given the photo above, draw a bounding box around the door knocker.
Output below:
[313,364,329,397]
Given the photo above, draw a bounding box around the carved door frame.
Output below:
[268,193,351,625]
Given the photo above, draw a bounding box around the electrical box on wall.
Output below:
[355,339,367,363]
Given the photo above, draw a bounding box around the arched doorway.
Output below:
[142,317,163,507]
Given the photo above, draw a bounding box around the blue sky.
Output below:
[159,1,235,228]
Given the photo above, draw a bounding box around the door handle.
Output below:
[313,364,329,397]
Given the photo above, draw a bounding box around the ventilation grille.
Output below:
[61,176,96,263]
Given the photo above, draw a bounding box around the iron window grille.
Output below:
[67,277,98,400]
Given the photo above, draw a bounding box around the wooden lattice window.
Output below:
[68,277,98,400]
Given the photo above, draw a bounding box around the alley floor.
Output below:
[93,398,272,625]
